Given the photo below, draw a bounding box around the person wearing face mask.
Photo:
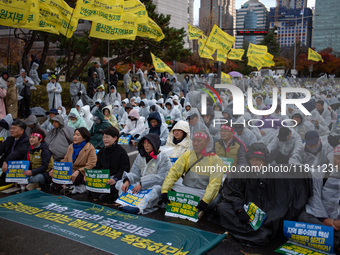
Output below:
[116,133,171,214]
[112,100,121,117]
[25,115,42,136]
[181,75,192,96]
[57,105,69,126]
[67,108,88,130]
[161,130,224,219]
[289,131,333,166]
[45,115,74,161]
[129,75,141,98]
[120,109,145,143]
[88,127,130,202]
[46,75,62,110]
[89,109,112,149]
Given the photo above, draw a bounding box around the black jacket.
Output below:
[160,82,171,94]
[108,73,118,86]
[87,76,101,95]
[28,142,52,175]
[88,66,97,77]
[95,143,130,180]
[0,132,30,166]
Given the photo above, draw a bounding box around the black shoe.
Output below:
[99,194,112,202]
[60,186,73,196]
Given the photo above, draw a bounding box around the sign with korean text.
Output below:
[244,202,267,231]
[52,162,73,185]
[5,160,29,184]
[116,185,152,207]
[0,0,31,27]
[165,191,200,223]
[0,190,225,254]
[118,135,132,145]
[150,52,174,75]
[275,241,329,255]
[85,169,110,193]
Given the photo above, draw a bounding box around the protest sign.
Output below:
[244,202,267,231]
[5,161,29,184]
[170,158,178,165]
[275,241,329,255]
[116,185,152,207]
[85,169,110,194]
[52,162,73,185]
[165,191,200,222]
[220,157,234,170]
[118,135,132,145]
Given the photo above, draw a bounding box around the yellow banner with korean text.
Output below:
[248,55,263,70]
[206,24,235,52]
[308,48,323,62]
[247,43,268,57]
[137,17,164,41]
[187,23,203,40]
[216,50,227,64]
[151,52,174,75]
[228,48,244,60]
[0,0,31,27]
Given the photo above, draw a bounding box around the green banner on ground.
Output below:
[0,190,225,255]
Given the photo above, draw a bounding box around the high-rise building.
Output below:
[235,0,268,49]
[313,0,340,53]
[199,0,236,36]
[269,6,313,48]
[152,0,194,48]
[278,0,307,9]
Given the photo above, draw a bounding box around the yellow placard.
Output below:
[151,52,174,75]
[187,23,203,40]
[0,0,31,27]
[247,43,268,57]
[228,48,244,60]
[137,17,164,42]
[73,0,124,23]
[206,24,235,52]
[308,48,323,62]
[89,12,137,40]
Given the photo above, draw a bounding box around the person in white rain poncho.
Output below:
[267,127,303,164]
[93,85,106,102]
[138,99,150,119]
[41,108,58,132]
[69,77,87,108]
[119,103,133,127]
[79,105,93,130]
[57,106,69,126]
[112,100,120,116]
[289,131,333,166]
[16,69,34,119]
[120,109,145,140]
[105,85,121,105]
[29,62,41,85]
[312,100,331,127]
[0,114,13,141]
[166,120,191,158]
[233,123,257,150]
[186,108,209,139]
[144,76,156,100]
[298,145,340,251]
[116,133,171,214]
[164,99,182,129]
[290,110,315,141]
[46,75,62,110]
[171,77,182,97]
[123,70,132,99]
[119,98,129,120]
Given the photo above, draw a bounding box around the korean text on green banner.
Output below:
[165,191,199,223]
[0,190,226,255]
[85,169,110,194]
[275,241,329,255]
[5,160,29,184]
[116,185,152,207]
[52,162,73,185]
[244,202,267,231]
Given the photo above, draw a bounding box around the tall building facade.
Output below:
[235,0,268,49]
[269,6,313,48]
[278,0,307,9]
[152,0,194,48]
[313,0,340,53]
[199,0,236,37]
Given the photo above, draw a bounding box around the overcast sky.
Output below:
[193,0,316,24]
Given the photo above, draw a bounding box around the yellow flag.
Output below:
[247,43,268,57]
[151,52,174,75]
[221,72,232,84]
[90,12,137,40]
[206,24,235,52]
[0,0,31,27]
[137,17,164,42]
[264,52,274,60]
[228,48,244,60]
[74,0,124,24]
[12,0,59,34]
[39,1,62,31]
[260,56,275,67]
[217,50,227,64]
[187,23,203,40]
[308,48,323,62]
[124,0,148,24]
[201,34,208,41]
[248,55,262,71]
[198,38,214,60]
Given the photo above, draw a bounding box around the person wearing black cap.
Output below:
[41,108,59,132]
[233,122,257,150]
[107,68,118,94]
[213,142,313,247]
[267,127,303,164]
[115,133,171,214]
[69,77,87,108]
[289,130,333,165]
[89,127,130,202]
[186,108,209,139]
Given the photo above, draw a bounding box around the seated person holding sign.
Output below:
[52,127,97,195]
[120,109,145,144]
[25,128,54,190]
[0,120,30,186]
[161,130,224,219]
[89,127,130,202]
[115,133,171,214]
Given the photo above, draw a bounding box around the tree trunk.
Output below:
[101,47,145,71]
[21,30,37,73]
[37,32,50,78]
[71,38,101,80]
[65,38,72,82]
